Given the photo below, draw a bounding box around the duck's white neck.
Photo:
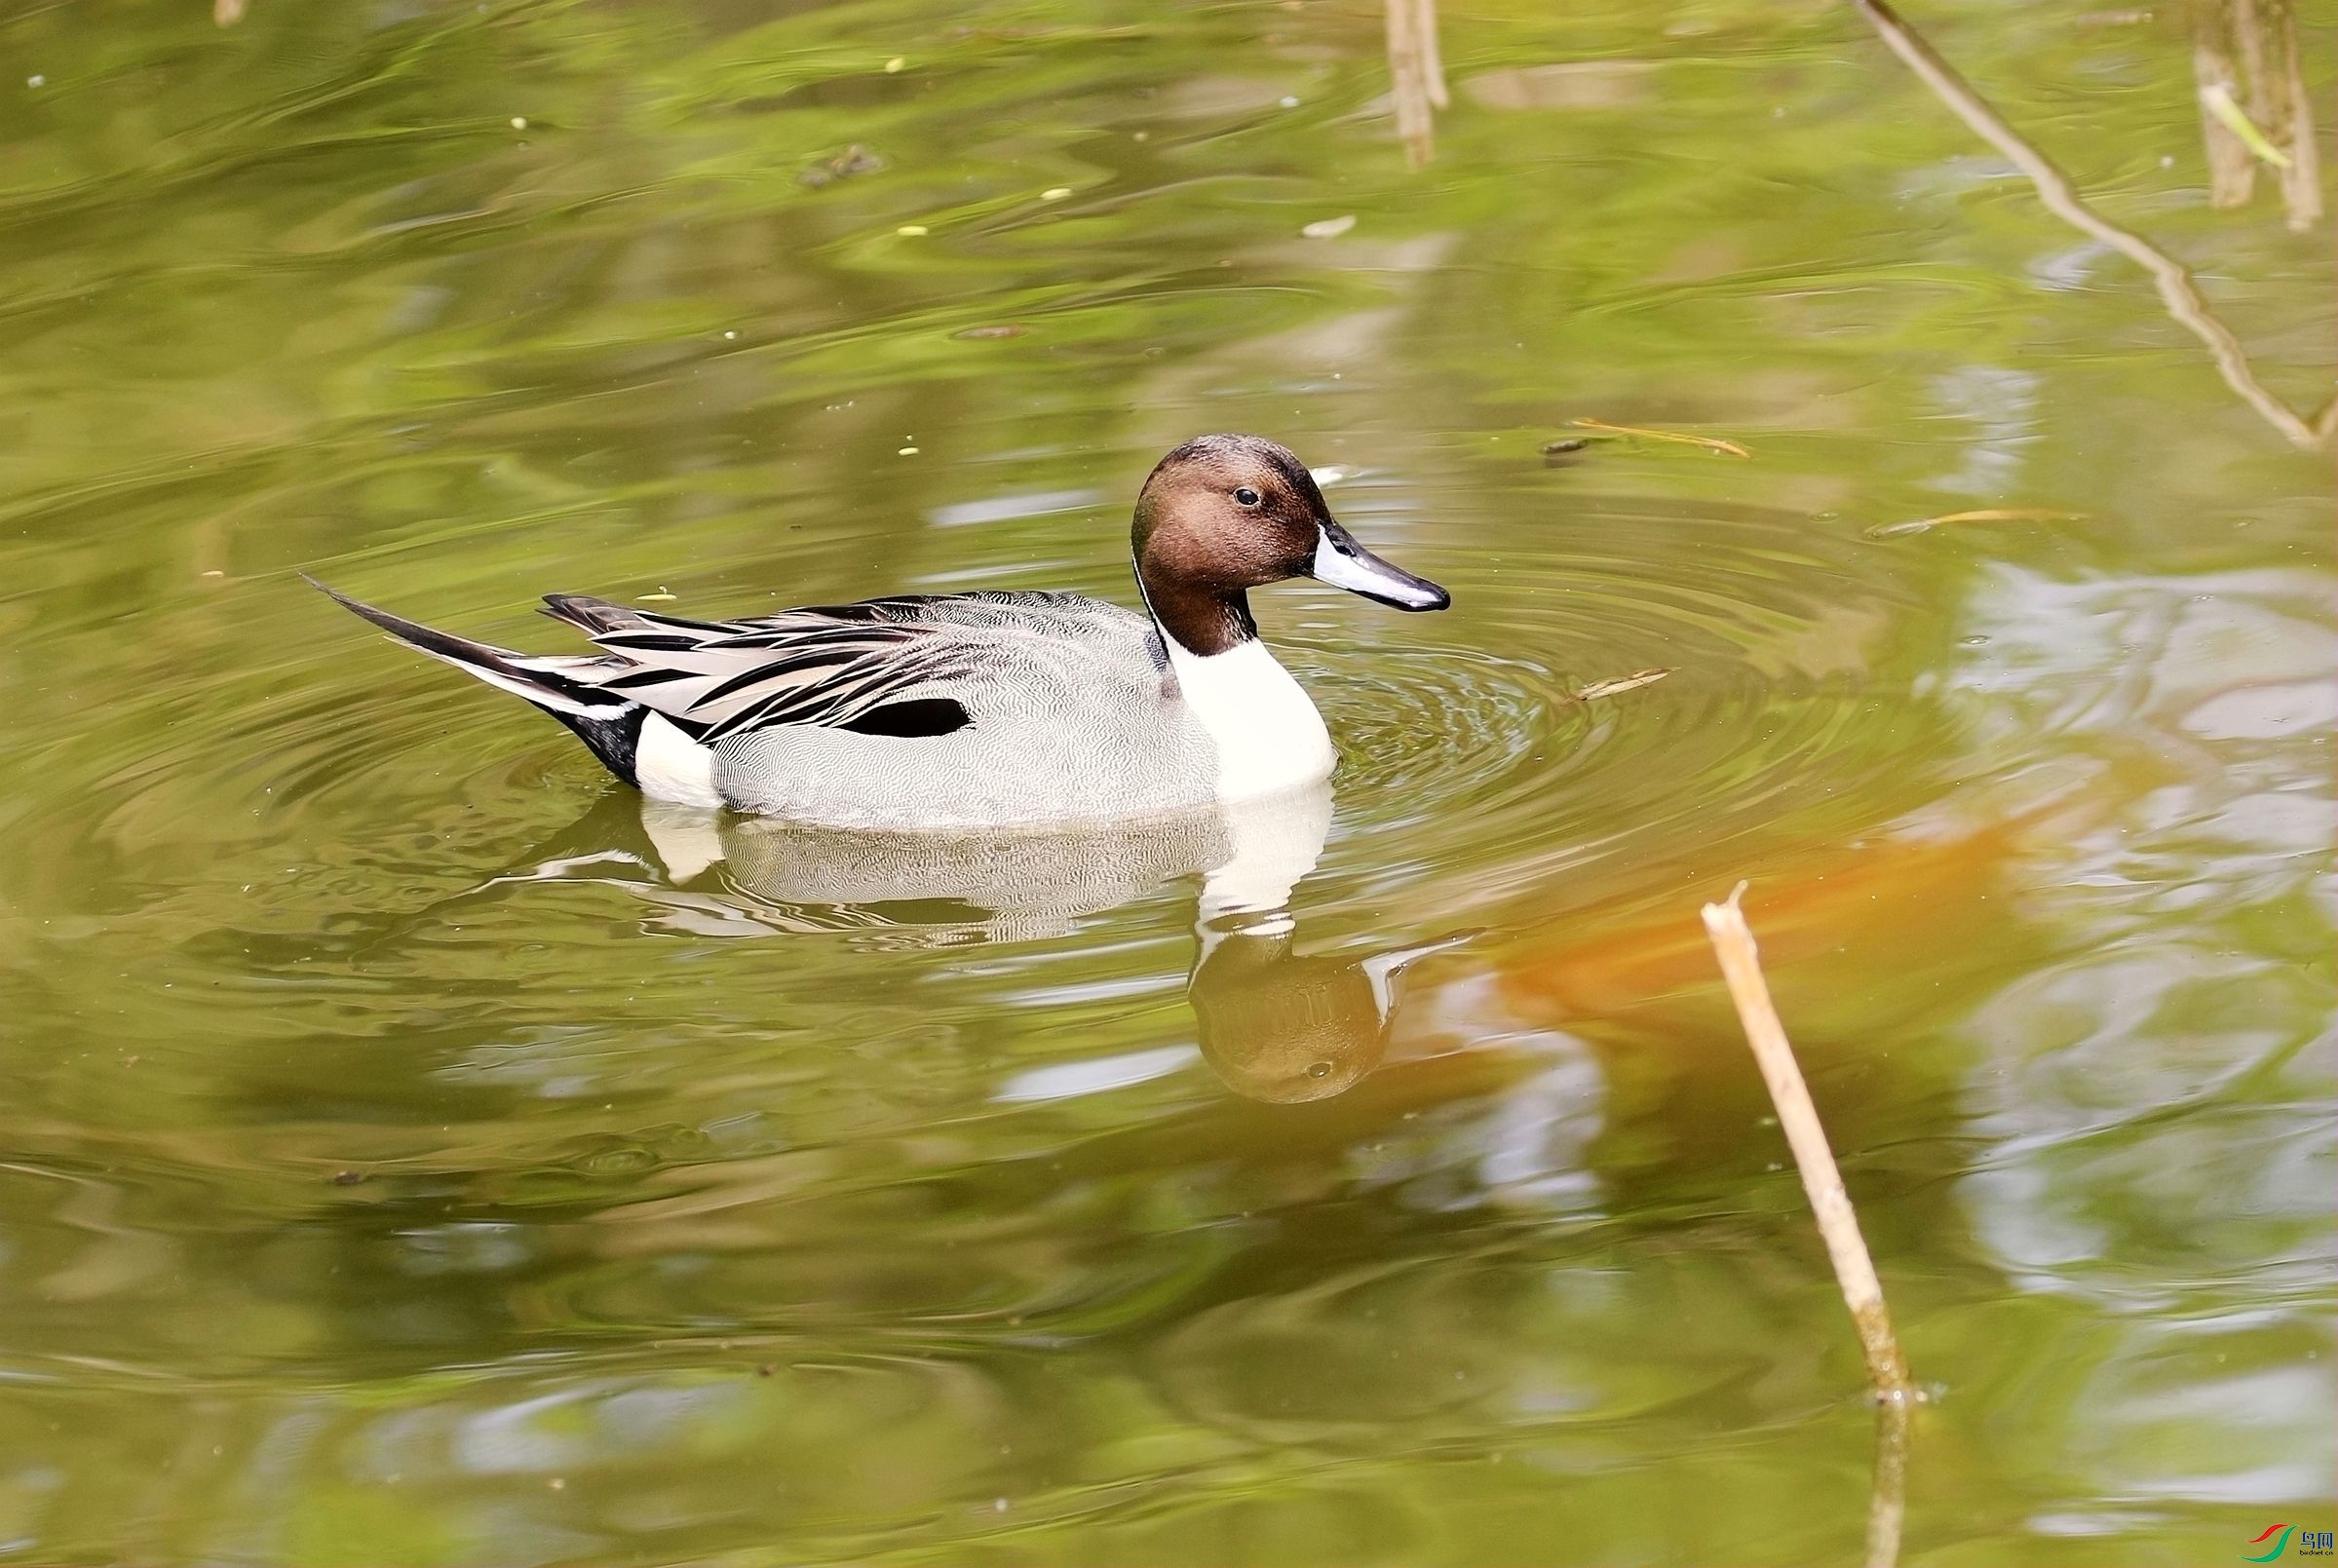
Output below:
[1157,630,1336,801]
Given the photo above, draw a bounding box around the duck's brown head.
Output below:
[1131,434,1448,657]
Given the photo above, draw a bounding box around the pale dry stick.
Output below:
[1854,0,2324,449]
[2190,0,2257,208]
[2230,0,2275,150]
[1384,0,1437,167]
[2266,0,2322,231]
[1704,883,1915,1566]
[1866,1393,1914,1568]
[1700,884,1916,1402]
[1414,0,1449,111]
[2187,0,2322,227]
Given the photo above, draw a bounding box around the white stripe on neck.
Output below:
[1158,632,1336,801]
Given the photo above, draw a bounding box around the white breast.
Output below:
[1160,637,1336,801]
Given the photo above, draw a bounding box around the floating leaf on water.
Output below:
[636,589,678,602]
[952,324,1026,340]
[1572,417,1749,458]
[1866,508,2085,539]
[1301,214,1357,239]
[1574,668,1672,700]
[2199,83,2293,169]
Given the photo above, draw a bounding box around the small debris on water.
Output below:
[896,223,929,236]
[2199,82,2292,168]
[1575,668,1673,701]
[636,588,678,602]
[952,323,1025,340]
[1301,214,1356,240]
[1040,186,1072,202]
[884,56,906,73]
[1309,465,1356,485]
[898,446,919,456]
[510,116,527,131]
[1572,417,1749,458]
[328,1169,366,1186]
[801,144,885,188]
[26,74,45,88]
[1541,437,1590,454]
[1866,508,2084,539]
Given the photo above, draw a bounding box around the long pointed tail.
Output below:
[304,574,624,719]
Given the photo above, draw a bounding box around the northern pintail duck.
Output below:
[313,434,1447,828]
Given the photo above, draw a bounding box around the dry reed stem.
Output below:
[1414,0,1449,110]
[1865,1393,1913,1568]
[2265,0,2323,230]
[1700,883,1916,1403]
[1384,0,1436,167]
[1854,0,2323,448]
[2191,0,2260,206]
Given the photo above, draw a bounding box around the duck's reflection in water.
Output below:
[500,783,1468,1103]
[1191,912,1473,1103]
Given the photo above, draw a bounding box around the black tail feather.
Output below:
[306,574,649,788]
[539,593,643,635]
[306,574,534,671]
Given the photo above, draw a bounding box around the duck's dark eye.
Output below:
[1232,486,1261,508]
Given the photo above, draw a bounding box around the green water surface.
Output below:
[0,0,2331,1562]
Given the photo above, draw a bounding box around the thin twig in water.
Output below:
[1414,0,1449,110]
[1700,883,1916,1402]
[1574,668,1672,700]
[1866,1394,1913,1568]
[1865,506,2084,538]
[1573,417,1750,458]
[1852,0,2325,449]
